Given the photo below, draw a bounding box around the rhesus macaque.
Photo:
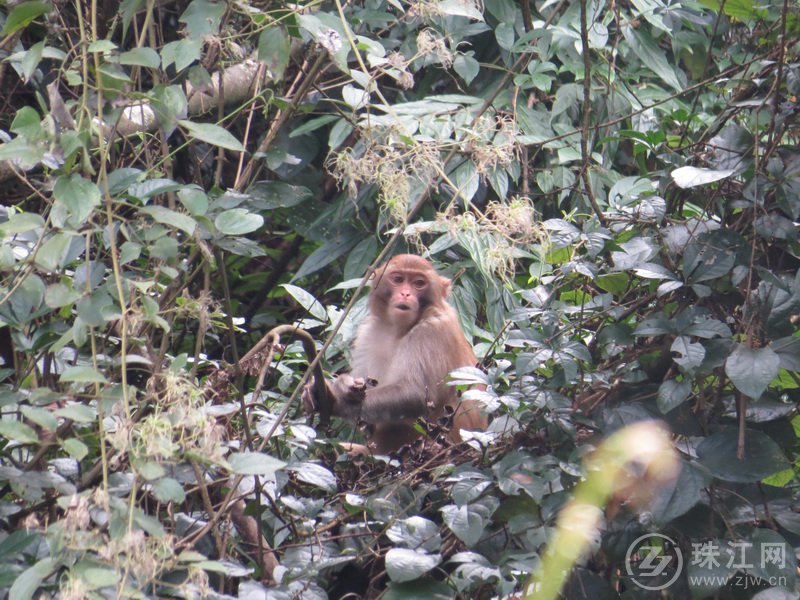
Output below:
[307,254,486,453]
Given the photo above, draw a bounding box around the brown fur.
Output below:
[323,255,487,453]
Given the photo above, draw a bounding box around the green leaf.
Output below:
[128,178,183,201]
[290,115,339,138]
[648,462,708,523]
[19,406,57,431]
[453,53,479,84]
[227,452,286,476]
[177,187,209,216]
[75,565,121,590]
[697,428,789,482]
[44,282,80,308]
[258,26,290,81]
[1,1,52,36]
[670,336,705,372]
[449,159,479,203]
[53,175,102,223]
[623,27,682,91]
[629,0,670,31]
[59,366,108,384]
[634,314,673,336]
[0,420,39,444]
[440,497,498,546]
[437,0,484,20]
[328,118,353,149]
[9,557,58,600]
[179,120,245,152]
[725,345,780,399]
[160,39,202,72]
[282,284,327,321]
[671,166,735,189]
[112,47,161,68]
[55,403,97,422]
[140,206,197,236]
[87,40,117,53]
[0,530,38,559]
[179,0,225,37]
[135,460,165,480]
[214,209,263,235]
[1,212,44,234]
[10,106,43,139]
[385,548,442,583]
[246,181,313,209]
[34,232,74,272]
[383,580,454,600]
[595,273,629,296]
[657,379,692,413]
[119,241,142,265]
[387,517,442,552]
[721,0,767,20]
[293,231,360,281]
[287,462,337,492]
[62,438,89,460]
[150,477,186,503]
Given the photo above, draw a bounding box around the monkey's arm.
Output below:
[331,376,428,423]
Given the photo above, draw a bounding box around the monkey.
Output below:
[306,254,487,453]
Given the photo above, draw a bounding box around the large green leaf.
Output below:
[53,175,101,223]
[697,428,789,482]
[1,1,51,36]
[179,120,245,152]
[725,344,780,399]
[8,557,58,600]
[623,27,683,91]
[227,452,286,476]
[214,209,263,235]
[385,548,442,583]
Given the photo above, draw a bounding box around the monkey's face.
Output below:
[386,270,429,322]
[369,255,450,330]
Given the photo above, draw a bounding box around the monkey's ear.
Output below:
[368,265,385,286]
[439,276,452,298]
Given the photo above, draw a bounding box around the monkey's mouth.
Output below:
[394,303,412,311]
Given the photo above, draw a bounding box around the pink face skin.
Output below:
[387,271,428,325]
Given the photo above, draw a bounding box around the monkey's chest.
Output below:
[350,338,398,380]
[355,353,394,380]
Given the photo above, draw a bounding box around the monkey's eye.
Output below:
[389,273,404,285]
[412,279,427,289]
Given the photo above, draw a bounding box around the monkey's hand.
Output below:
[302,377,325,416]
[330,374,368,419]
